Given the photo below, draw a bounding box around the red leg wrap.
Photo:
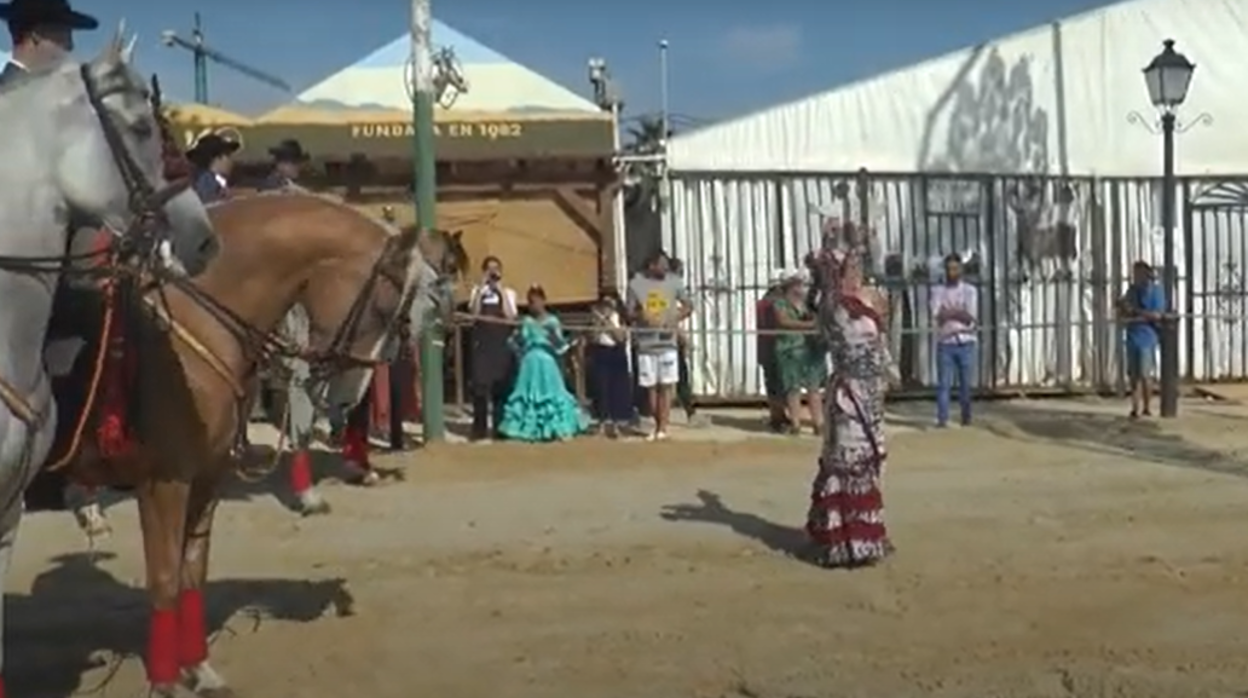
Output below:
[342,426,370,469]
[177,590,208,668]
[146,608,179,685]
[289,450,313,493]
[0,674,7,698]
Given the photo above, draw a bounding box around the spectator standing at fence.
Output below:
[1117,260,1164,418]
[667,257,699,423]
[627,250,693,441]
[930,253,978,427]
[757,273,788,431]
[468,255,518,441]
[773,271,826,435]
[499,285,587,441]
[587,289,632,437]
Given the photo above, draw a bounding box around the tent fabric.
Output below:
[668,0,1248,177]
[166,103,252,126]
[276,20,599,116]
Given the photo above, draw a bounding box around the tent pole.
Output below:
[412,0,445,441]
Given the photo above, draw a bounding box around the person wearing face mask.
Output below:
[468,255,518,441]
[0,0,97,88]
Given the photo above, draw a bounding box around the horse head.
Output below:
[301,214,452,410]
[66,23,214,266]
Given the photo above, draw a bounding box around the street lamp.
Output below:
[1142,39,1195,418]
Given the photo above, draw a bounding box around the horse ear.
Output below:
[97,20,124,63]
[395,225,420,253]
[451,230,463,241]
[121,33,139,64]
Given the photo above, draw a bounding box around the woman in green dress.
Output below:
[499,285,588,442]
[772,273,827,435]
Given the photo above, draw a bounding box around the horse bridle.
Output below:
[77,63,189,255]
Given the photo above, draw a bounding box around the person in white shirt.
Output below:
[586,289,631,436]
[929,253,978,426]
[468,256,518,440]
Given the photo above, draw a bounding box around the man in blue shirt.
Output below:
[1118,260,1165,418]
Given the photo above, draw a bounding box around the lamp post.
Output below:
[1142,39,1195,418]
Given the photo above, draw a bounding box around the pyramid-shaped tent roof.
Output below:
[279,21,598,115]
[669,0,1248,176]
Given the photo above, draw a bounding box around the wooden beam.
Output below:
[550,187,604,247]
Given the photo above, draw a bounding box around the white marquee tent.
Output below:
[660,0,1248,401]
[669,0,1248,177]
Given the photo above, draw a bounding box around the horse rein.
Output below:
[77,63,190,250]
[0,65,192,429]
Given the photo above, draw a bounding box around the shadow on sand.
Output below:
[660,489,817,567]
[981,401,1248,478]
[6,552,355,698]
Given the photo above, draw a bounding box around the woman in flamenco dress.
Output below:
[498,285,588,442]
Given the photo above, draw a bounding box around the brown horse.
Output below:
[49,193,453,697]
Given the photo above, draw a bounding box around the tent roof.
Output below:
[266,20,599,118]
[668,0,1248,177]
[166,102,252,125]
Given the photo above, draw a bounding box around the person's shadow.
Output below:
[660,490,814,565]
[6,552,356,697]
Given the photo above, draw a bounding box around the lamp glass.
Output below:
[1143,40,1195,108]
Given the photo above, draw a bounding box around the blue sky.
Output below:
[15,0,1115,125]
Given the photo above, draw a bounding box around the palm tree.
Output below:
[623,114,669,211]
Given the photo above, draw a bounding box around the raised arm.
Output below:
[468,284,484,315]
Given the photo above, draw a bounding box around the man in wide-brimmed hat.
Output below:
[186,132,240,203]
[258,138,309,192]
[0,0,98,87]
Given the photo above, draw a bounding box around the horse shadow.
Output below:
[5,552,355,698]
[981,402,1248,478]
[221,443,406,510]
[660,489,815,565]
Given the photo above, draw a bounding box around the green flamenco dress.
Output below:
[498,314,588,442]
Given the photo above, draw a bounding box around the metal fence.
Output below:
[661,170,1248,399]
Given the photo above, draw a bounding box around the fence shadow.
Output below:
[5,551,355,698]
[980,402,1248,478]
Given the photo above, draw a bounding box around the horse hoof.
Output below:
[74,505,111,538]
[299,500,331,517]
[182,662,234,697]
[348,468,380,487]
[150,683,196,698]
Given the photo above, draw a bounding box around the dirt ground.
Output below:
[9,397,1248,698]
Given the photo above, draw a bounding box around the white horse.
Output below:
[0,27,215,691]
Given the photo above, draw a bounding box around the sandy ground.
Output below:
[8,397,1248,698]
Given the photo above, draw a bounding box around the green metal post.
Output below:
[412,0,445,441]
[193,13,208,103]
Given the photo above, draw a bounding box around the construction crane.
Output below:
[160,12,291,104]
